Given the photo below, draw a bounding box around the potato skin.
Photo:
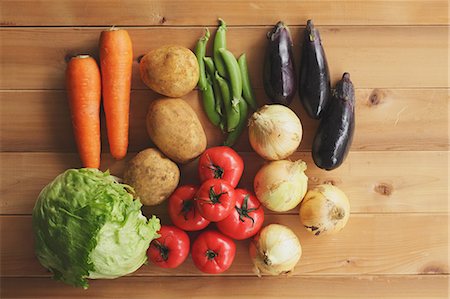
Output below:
[146,98,207,164]
[124,148,180,206]
[140,45,199,98]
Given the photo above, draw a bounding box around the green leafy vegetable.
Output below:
[32,168,160,289]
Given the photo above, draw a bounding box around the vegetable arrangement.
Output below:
[66,28,132,168]
[36,17,359,288]
[146,146,265,274]
[195,19,258,146]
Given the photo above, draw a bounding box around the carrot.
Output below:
[99,28,133,160]
[66,55,102,168]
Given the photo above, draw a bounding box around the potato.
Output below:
[140,45,199,98]
[146,98,207,164]
[123,148,180,206]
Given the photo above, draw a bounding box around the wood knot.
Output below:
[421,264,447,275]
[368,89,385,106]
[374,183,393,196]
[159,16,167,24]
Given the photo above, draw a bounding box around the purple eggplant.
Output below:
[263,21,296,105]
[299,20,331,119]
[312,73,355,170]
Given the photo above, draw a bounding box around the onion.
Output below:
[249,224,302,276]
[248,105,302,160]
[254,159,308,212]
[299,184,350,236]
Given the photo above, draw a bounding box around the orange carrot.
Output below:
[99,28,133,160]
[66,55,102,168]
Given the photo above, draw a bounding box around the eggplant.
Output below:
[312,73,355,170]
[263,21,296,106]
[299,20,331,119]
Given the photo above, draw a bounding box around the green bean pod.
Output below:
[201,75,221,126]
[219,48,242,105]
[224,96,249,147]
[215,72,240,132]
[195,28,210,91]
[213,18,228,78]
[237,53,258,110]
[203,57,224,117]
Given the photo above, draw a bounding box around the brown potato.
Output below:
[123,148,180,206]
[146,98,207,164]
[140,45,199,98]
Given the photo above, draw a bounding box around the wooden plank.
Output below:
[1,0,448,26]
[1,276,449,299]
[1,214,448,277]
[0,26,448,90]
[1,89,448,152]
[0,151,448,215]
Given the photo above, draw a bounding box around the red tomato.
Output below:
[216,189,264,240]
[195,179,236,222]
[147,225,190,269]
[191,230,236,274]
[198,146,244,188]
[168,185,210,231]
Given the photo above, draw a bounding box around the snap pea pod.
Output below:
[237,53,257,111]
[224,96,248,147]
[215,72,240,132]
[219,48,242,106]
[203,57,224,117]
[201,74,221,126]
[213,18,228,78]
[195,28,210,91]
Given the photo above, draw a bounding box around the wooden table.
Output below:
[1,1,449,298]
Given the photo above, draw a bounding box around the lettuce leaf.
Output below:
[32,168,160,288]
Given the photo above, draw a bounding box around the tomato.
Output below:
[191,230,236,274]
[168,185,210,231]
[147,225,190,269]
[198,146,244,188]
[216,189,264,240]
[195,179,236,222]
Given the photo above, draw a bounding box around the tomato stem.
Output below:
[208,186,226,204]
[235,195,260,226]
[206,249,217,260]
[211,164,224,179]
[153,240,169,261]
[180,199,195,220]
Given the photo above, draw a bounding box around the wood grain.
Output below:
[1,0,448,26]
[1,214,448,277]
[1,89,448,152]
[0,26,448,90]
[1,276,449,299]
[0,151,448,215]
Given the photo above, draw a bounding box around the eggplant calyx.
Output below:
[267,21,287,40]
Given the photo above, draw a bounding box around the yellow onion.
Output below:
[249,224,302,276]
[254,159,308,212]
[248,105,302,160]
[299,184,350,236]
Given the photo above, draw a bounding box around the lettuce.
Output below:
[32,168,160,288]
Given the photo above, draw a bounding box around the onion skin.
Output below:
[248,105,302,161]
[249,224,302,276]
[254,159,308,212]
[299,184,350,236]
